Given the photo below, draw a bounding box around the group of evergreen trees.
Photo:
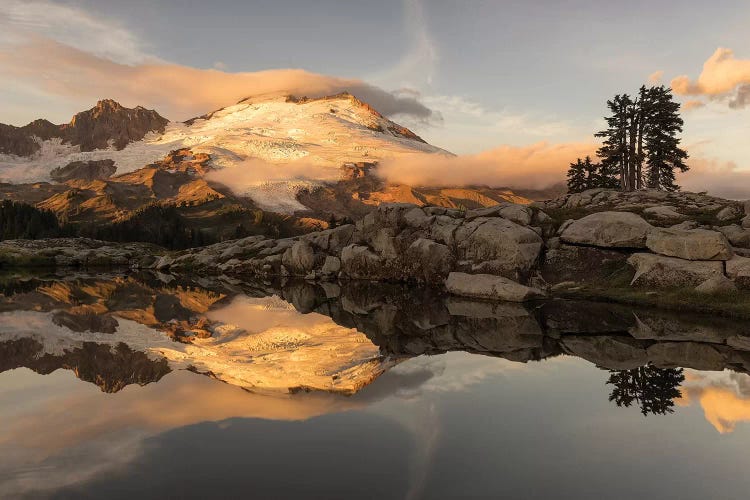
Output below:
[0,200,214,250]
[84,204,213,250]
[567,85,689,193]
[0,200,60,240]
[566,156,617,193]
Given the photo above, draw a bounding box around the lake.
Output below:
[1,272,749,499]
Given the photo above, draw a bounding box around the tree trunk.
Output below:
[628,105,638,191]
[620,102,628,191]
[636,108,644,190]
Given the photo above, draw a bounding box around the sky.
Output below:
[1,0,749,194]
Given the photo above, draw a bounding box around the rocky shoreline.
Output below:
[1,188,749,315]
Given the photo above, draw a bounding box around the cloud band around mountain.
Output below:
[0,38,436,123]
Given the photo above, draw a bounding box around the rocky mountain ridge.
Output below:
[0,99,168,157]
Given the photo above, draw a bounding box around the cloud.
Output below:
[376,144,750,198]
[678,371,750,434]
[0,38,436,122]
[207,158,340,187]
[648,70,664,84]
[0,0,150,64]
[671,47,750,109]
[369,0,438,90]
[205,158,344,212]
[682,100,706,111]
[376,141,596,190]
[729,83,750,109]
[0,0,437,125]
[680,156,750,199]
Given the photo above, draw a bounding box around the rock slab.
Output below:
[445,272,545,302]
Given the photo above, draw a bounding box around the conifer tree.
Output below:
[644,86,689,191]
[582,156,599,188]
[596,94,632,190]
[566,158,587,193]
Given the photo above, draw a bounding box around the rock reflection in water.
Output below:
[0,272,749,404]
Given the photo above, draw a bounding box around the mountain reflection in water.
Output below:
[2,272,750,499]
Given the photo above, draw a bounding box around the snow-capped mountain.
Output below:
[0,93,451,213]
[0,93,447,181]
[0,93,538,238]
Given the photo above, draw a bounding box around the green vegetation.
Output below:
[0,249,55,268]
[555,284,750,320]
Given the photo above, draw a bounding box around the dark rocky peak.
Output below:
[0,99,169,157]
[64,99,169,151]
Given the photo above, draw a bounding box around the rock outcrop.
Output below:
[727,256,750,289]
[50,159,117,182]
[157,202,549,291]
[695,275,737,294]
[0,99,168,157]
[628,253,724,287]
[646,228,733,261]
[0,238,162,268]
[560,212,652,248]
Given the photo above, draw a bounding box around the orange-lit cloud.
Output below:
[671,48,750,108]
[374,144,750,198]
[648,70,664,84]
[0,369,365,497]
[678,371,750,434]
[0,38,435,122]
[376,142,597,189]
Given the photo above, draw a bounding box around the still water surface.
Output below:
[0,273,749,499]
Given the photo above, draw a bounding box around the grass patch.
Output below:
[555,284,750,320]
[0,251,55,268]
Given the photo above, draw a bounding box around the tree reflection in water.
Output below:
[607,365,685,416]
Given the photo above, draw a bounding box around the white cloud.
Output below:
[0,0,151,64]
[369,0,438,90]
[416,92,584,153]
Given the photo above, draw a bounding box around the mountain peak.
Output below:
[0,100,170,158]
[95,98,124,109]
[65,101,169,151]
